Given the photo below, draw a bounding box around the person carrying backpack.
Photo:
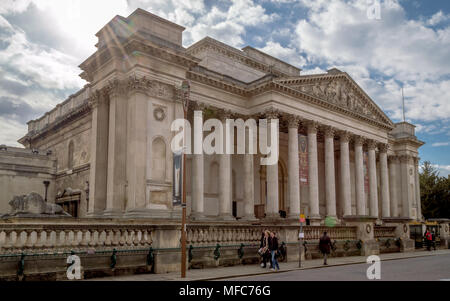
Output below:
[319,231,332,265]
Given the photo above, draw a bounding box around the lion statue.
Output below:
[5,192,71,217]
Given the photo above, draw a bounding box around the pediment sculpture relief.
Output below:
[291,80,378,120]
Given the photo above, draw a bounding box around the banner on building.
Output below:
[299,134,308,186]
[172,151,183,206]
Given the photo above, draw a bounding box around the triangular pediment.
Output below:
[275,72,394,128]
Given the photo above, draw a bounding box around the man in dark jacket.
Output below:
[269,232,280,271]
[319,231,332,265]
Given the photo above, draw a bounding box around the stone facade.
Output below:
[0,9,438,277]
[7,8,424,224]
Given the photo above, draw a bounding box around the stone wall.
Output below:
[0,147,56,214]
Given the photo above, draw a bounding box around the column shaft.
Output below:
[288,119,300,219]
[219,118,233,220]
[265,114,279,218]
[354,137,366,216]
[307,122,320,219]
[126,90,148,211]
[388,156,399,217]
[414,158,422,220]
[88,91,109,215]
[340,132,352,216]
[191,110,204,219]
[379,146,390,218]
[105,88,127,216]
[368,142,379,217]
[243,154,255,219]
[324,127,336,217]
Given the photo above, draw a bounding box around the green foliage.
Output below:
[420,161,450,219]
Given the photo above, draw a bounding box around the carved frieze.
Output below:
[126,76,175,100]
[288,79,379,121]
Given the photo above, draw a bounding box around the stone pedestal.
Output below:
[343,215,379,256]
[382,217,414,252]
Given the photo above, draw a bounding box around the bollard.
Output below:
[17,253,25,278]
[356,239,363,250]
[110,249,117,269]
[188,245,193,263]
[238,243,244,259]
[146,247,154,266]
[213,244,221,260]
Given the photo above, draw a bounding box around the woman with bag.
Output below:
[258,230,271,268]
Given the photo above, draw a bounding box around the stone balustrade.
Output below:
[186,225,264,246]
[374,226,397,238]
[302,226,358,240]
[0,224,153,253]
[186,225,358,246]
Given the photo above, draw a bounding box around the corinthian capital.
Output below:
[338,130,351,143]
[378,143,389,153]
[353,135,365,146]
[106,79,127,97]
[263,107,280,120]
[286,115,301,129]
[323,125,336,139]
[305,120,318,134]
[367,139,377,150]
[88,90,107,109]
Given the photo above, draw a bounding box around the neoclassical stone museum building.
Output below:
[1,9,447,279]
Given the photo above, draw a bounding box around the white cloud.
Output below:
[0,116,27,147]
[427,10,450,26]
[293,0,450,123]
[431,142,449,147]
[258,41,306,68]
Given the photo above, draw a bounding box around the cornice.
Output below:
[186,37,287,78]
[19,102,91,147]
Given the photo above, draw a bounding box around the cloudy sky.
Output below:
[0,0,449,176]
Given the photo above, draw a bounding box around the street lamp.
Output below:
[181,80,190,278]
[43,181,50,202]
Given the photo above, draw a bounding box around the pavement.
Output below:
[87,248,450,281]
[226,252,450,281]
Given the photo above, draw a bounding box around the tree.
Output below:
[419,161,450,219]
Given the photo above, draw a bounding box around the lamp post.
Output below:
[43,181,50,202]
[181,80,190,278]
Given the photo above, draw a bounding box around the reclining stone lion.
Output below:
[6,192,71,217]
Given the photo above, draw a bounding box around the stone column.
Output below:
[219,114,234,220]
[400,155,412,218]
[88,90,109,216]
[354,136,366,216]
[265,112,279,219]
[242,119,256,220]
[307,121,320,223]
[367,140,379,218]
[191,109,204,220]
[105,81,127,216]
[339,131,352,216]
[324,126,337,218]
[379,144,390,218]
[288,116,300,219]
[414,157,422,220]
[388,156,399,217]
[125,80,148,213]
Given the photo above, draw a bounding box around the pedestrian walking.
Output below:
[319,231,332,265]
[424,229,433,251]
[258,230,271,268]
[269,231,280,271]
